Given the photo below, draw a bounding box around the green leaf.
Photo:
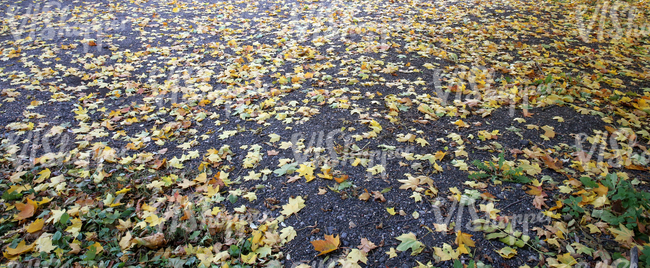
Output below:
[579,176,598,188]
[395,233,424,256]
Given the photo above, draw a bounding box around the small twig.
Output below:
[502,198,527,210]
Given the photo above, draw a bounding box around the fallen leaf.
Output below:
[395,233,424,255]
[14,198,38,220]
[26,218,45,233]
[133,233,166,249]
[311,234,340,256]
[497,246,517,259]
[358,238,378,253]
[281,196,306,217]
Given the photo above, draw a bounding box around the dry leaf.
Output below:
[311,234,340,256]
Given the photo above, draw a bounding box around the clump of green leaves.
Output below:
[469,153,531,183]
[596,173,650,232]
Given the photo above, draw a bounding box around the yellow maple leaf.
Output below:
[479,202,500,219]
[34,168,51,183]
[3,240,34,259]
[27,218,45,233]
[281,196,305,217]
[609,224,635,247]
[120,231,133,251]
[65,218,82,236]
[297,163,315,182]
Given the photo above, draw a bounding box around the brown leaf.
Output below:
[359,189,371,201]
[133,233,166,249]
[68,242,82,255]
[14,198,38,220]
[311,234,340,256]
[533,195,547,209]
[541,155,563,171]
[287,175,301,183]
[358,238,378,253]
[372,191,386,202]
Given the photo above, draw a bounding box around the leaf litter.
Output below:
[0,0,649,267]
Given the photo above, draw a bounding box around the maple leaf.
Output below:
[68,241,82,255]
[395,233,424,255]
[541,154,563,171]
[556,252,577,266]
[120,231,133,251]
[280,227,297,243]
[311,234,340,256]
[398,176,420,190]
[343,249,368,265]
[14,198,38,220]
[453,119,469,128]
[27,218,45,233]
[410,192,423,202]
[297,163,315,182]
[358,238,378,253]
[34,168,51,183]
[65,218,82,237]
[281,196,306,217]
[334,174,348,183]
[533,195,548,209]
[433,243,459,261]
[609,224,635,247]
[455,231,475,248]
[3,240,35,259]
[35,233,57,253]
[268,133,281,143]
[479,202,500,219]
[367,164,385,175]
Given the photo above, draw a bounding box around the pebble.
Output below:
[327,226,335,234]
[379,257,386,263]
[341,232,347,238]
[343,240,350,247]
